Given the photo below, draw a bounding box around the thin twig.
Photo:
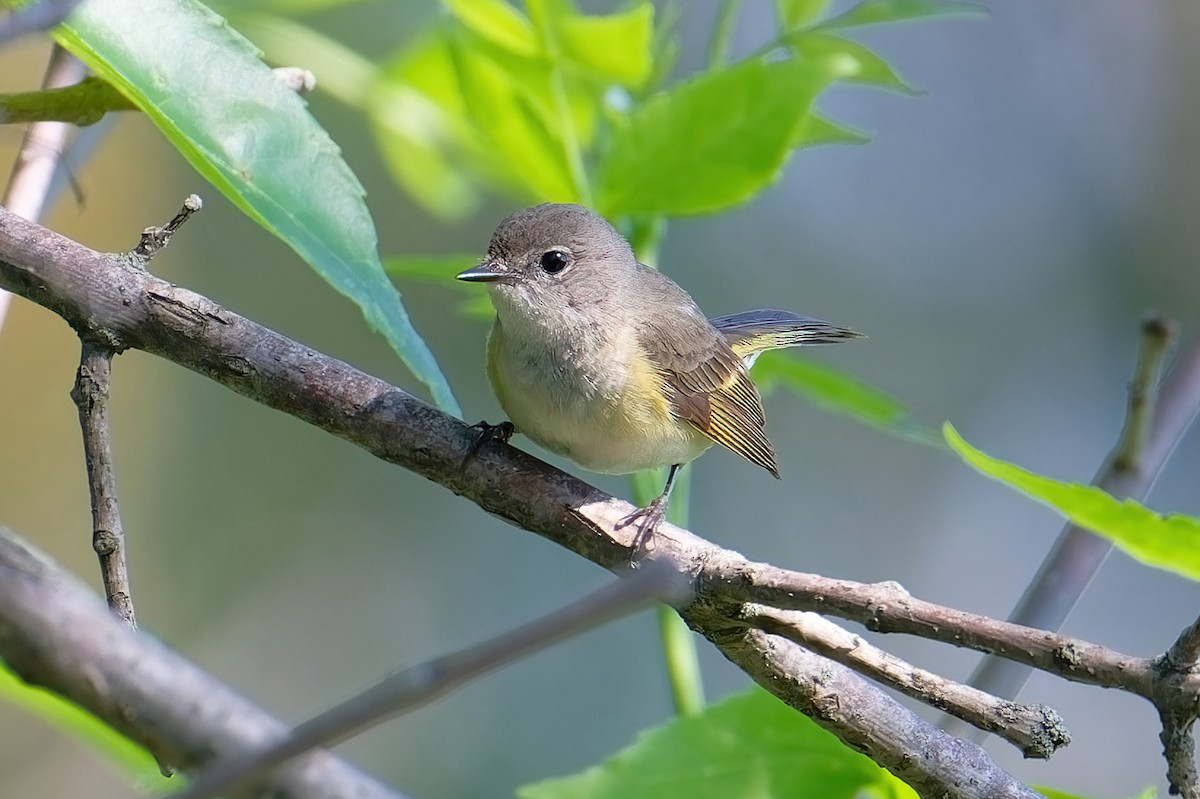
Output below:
[134,194,203,259]
[69,342,135,626]
[0,0,84,46]
[167,564,689,799]
[745,605,1070,758]
[955,316,1183,722]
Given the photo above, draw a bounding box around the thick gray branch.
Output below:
[0,530,408,799]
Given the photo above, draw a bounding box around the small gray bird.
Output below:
[458,203,860,550]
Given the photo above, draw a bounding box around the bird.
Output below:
[457,203,861,552]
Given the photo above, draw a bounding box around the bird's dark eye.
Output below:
[539,249,571,274]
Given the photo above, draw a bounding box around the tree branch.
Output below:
[70,342,135,625]
[745,605,1069,758]
[958,316,1193,716]
[0,529,410,799]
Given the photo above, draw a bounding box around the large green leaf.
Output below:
[596,56,839,217]
[754,352,939,445]
[945,424,1200,582]
[517,687,896,799]
[54,0,460,414]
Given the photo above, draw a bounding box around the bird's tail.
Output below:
[712,309,863,364]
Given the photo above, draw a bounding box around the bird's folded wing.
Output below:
[638,318,779,477]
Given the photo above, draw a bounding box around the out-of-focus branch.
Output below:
[0,0,83,47]
[168,564,689,799]
[1,45,87,331]
[0,529,411,799]
[955,316,1197,726]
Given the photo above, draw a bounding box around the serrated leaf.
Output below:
[557,3,654,87]
[945,424,1200,582]
[0,662,171,792]
[596,57,837,217]
[776,0,832,29]
[54,0,460,414]
[788,32,918,93]
[517,687,893,799]
[817,0,985,30]
[754,351,939,444]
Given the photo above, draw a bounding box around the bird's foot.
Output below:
[461,420,515,468]
[615,496,668,564]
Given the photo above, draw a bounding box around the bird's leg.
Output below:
[616,464,682,558]
[461,420,515,468]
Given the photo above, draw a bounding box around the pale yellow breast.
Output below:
[486,320,711,474]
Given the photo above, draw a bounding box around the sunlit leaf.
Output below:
[597,57,839,217]
[817,0,985,30]
[0,663,171,792]
[755,352,939,444]
[945,424,1200,582]
[443,0,539,57]
[775,0,832,29]
[448,38,579,202]
[517,687,895,799]
[557,3,655,87]
[787,32,918,93]
[55,0,459,414]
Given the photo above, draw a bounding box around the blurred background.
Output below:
[1,1,1198,796]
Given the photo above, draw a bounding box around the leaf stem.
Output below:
[708,0,741,69]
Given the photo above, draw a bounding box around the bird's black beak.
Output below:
[456,260,508,282]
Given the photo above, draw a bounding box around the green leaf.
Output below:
[787,32,918,93]
[754,352,939,445]
[383,255,495,318]
[447,38,580,203]
[945,424,1200,582]
[792,112,871,148]
[776,0,832,29]
[0,662,171,792]
[54,0,460,415]
[1035,788,1156,799]
[443,0,539,58]
[556,3,655,88]
[817,0,985,30]
[517,687,895,799]
[384,254,478,282]
[596,57,838,217]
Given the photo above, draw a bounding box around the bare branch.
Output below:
[0,529,410,799]
[745,606,1069,758]
[69,342,135,625]
[958,316,1193,716]
[169,564,689,799]
[134,194,203,259]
